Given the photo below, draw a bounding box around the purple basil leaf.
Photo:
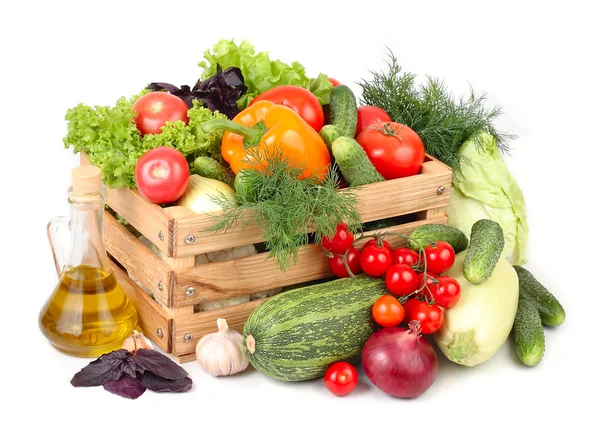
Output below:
[133,349,189,380]
[71,350,130,387]
[139,371,193,393]
[191,64,247,118]
[103,376,146,400]
[146,82,182,93]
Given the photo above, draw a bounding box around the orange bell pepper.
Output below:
[201,100,331,181]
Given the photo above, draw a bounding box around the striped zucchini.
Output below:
[243,275,387,381]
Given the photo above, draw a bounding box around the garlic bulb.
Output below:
[122,330,153,352]
[195,318,249,377]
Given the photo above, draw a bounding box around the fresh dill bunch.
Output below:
[208,147,362,271]
[358,51,515,169]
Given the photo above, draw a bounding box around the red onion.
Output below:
[362,321,438,398]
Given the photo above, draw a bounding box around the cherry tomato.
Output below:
[411,302,444,334]
[372,295,405,327]
[329,247,362,278]
[132,92,189,136]
[418,272,439,299]
[402,298,422,324]
[356,122,425,179]
[250,85,325,132]
[321,223,354,254]
[360,245,392,277]
[391,247,420,267]
[324,362,358,396]
[385,264,419,297]
[135,147,190,204]
[361,239,393,254]
[355,106,392,137]
[328,77,342,87]
[423,241,456,274]
[430,276,461,308]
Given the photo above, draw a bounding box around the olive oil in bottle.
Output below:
[39,165,138,357]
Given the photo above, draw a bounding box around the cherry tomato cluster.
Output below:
[322,224,462,337]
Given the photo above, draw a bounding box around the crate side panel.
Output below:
[104,211,173,306]
[111,262,172,353]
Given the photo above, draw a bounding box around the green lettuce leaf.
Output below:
[63,96,227,189]
[446,132,529,265]
[198,39,333,108]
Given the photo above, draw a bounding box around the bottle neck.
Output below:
[66,200,111,273]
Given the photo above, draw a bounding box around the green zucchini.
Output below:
[462,219,505,284]
[408,224,469,253]
[513,296,545,366]
[332,137,384,186]
[328,85,358,138]
[243,274,387,381]
[514,266,566,326]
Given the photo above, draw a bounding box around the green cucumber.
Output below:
[243,274,387,381]
[192,156,235,187]
[513,296,545,366]
[329,85,358,138]
[319,124,343,150]
[332,137,384,186]
[408,224,469,253]
[514,266,566,326]
[462,219,505,284]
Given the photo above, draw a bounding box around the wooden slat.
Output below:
[172,299,268,356]
[111,261,172,353]
[107,188,175,257]
[104,211,173,306]
[172,213,447,306]
[172,157,452,257]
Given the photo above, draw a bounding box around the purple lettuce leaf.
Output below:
[71,350,131,387]
[103,375,146,400]
[139,371,193,393]
[133,349,188,380]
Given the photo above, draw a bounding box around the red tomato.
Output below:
[321,223,354,254]
[356,122,425,179]
[135,147,190,204]
[418,272,439,300]
[329,247,362,278]
[328,77,342,87]
[250,85,325,131]
[391,247,420,267]
[431,276,461,308]
[385,264,419,297]
[362,239,393,254]
[423,241,456,274]
[132,92,189,136]
[355,106,392,137]
[402,298,421,324]
[360,245,392,277]
[324,362,358,396]
[372,295,405,327]
[411,302,444,334]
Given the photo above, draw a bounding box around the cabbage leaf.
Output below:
[446,132,529,265]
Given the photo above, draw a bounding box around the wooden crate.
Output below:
[88,154,452,363]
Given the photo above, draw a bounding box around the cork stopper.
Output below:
[72,165,102,194]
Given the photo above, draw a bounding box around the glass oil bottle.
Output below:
[39,165,138,357]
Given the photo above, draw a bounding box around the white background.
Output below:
[1,0,599,431]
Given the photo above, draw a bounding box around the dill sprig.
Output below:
[358,51,515,169]
[208,147,361,271]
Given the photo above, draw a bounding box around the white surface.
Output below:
[2,0,599,431]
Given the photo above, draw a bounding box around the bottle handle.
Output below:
[47,215,71,277]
